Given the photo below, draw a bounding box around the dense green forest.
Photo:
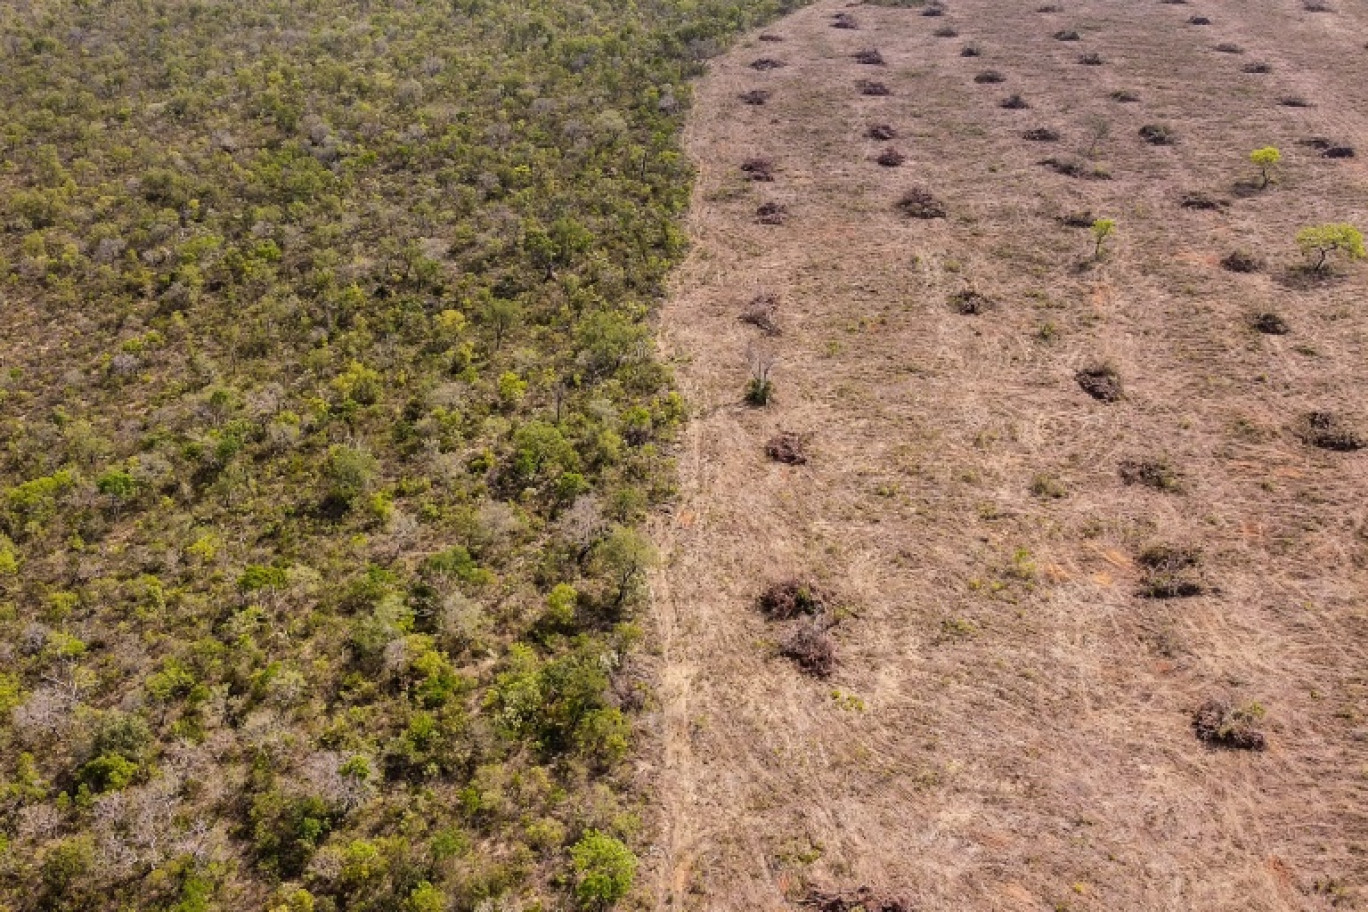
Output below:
[0,0,800,907]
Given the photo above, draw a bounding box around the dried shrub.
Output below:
[1139,123,1176,145]
[1036,3,1062,10]
[1137,543,1203,597]
[1278,96,1313,108]
[896,186,947,219]
[1075,364,1123,402]
[750,57,786,70]
[921,3,946,16]
[1193,699,1267,751]
[758,578,828,619]
[1119,458,1181,492]
[1053,29,1081,40]
[1078,51,1104,65]
[740,89,772,105]
[1220,250,1262,273]
[950,289,994,314]
[765,431,808,465]
[1039,157,1107,179]
[876,148,906,167]
[1023,127,1061,142]
[740,157,775,182]
[960,44,981,57]
[780,622,837,677]
[1303,0,1332,11]
[867,123,898,140]
[1214,42,1243,53]
[1159,0,1187,4]
[1300,136,1333,149]
[857,79,892,96]
[1252,312,1290,335]
[759,32,785,42]
[1243,61,1272,73]
[973,70,1006,83]
[755,201,788,225]
[741,292,781,335]
[1188,15,1211,24]
[933,26,959,37]
[1323,145,1355,159]
[1059,210,1095,227]
[805,887,909,912]
[832,12,859,29]
[1110,89,1140,102]
[854,48,886,65]
[1180,192,1226,210]
[1000,94,1030,109]
[1300,411,1364,451]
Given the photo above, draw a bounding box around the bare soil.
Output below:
[648,0,1368,907]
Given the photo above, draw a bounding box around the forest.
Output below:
[0,0,801,908]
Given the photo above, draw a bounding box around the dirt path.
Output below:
[648,0,1368,908]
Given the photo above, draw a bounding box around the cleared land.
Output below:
[648,0,1368,908]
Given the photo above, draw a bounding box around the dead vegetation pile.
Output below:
[1137,544,1204,598]
[740,157,776,181]
[750,57,786,70]
[897,186,947,218]
[780,621,837,677]
[876,148,906,167]
[739,88,771,105]
[1139,123,1176,145]
[867,123,897,140]
[1220,250,1261,272]
[973,70,1006,84]
[1076,364,1123,401]
[1023,127,1060,141]
[1119,458,1182,491]
[857,79,892,96]
[740,292,781,335]
[1299,411,1364,451]
[1252,312,1290,335]
[950,289,995,314]
[758,578,828,619]
[854,48,886,65]
[765,430,808,465]
[1000,93,1030,109]
[803,886,910,912]
[1193,699,1268,750]
[831,11,858,29]
[755,201,788,225]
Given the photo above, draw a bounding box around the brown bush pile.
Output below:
[897,186,947,219]
[740,292,781,335]
[804,887,910,912]
[758,578,828,619]
[765,430,808,465]
[750,57,786,70]
[854,48,885,65]
[974,70,1006,84]
[739,88,772,105]
[741,157,776,181]
[1180,192,1226,210]
[781,622,837,677]
[867,123,898,140]
[1024,127,1061,141]
[1299,412,1365,451]
[1076,364,1123,402]
[857,79,892,96]
[950,289,995,314]
[1119,458,1182,491]
[1137,544,1204,598]
[832,11,858,29]
[1220,250,1261,272]
[1252,312,1290,335]
[1053,29,1081,40]
[1139,123,1176,145]
[755,201,789,225]
[876,148,906,167]
[1193,699,1268,750]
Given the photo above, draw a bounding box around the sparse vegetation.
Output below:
[1137,544,1204,597]
[1252,312,1291,335]
[759,578,829,619]
[1119,458,1183,492]
[1299,411,1364,451]
[1139,123,1177,145]
[746,343,779,405]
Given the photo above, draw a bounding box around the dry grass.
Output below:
[650,0,1368,907]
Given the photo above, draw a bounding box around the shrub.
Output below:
[1000,94,1030,109]
[1299,412,1364,451]
[1220,250,1261,273]
[1118,458,1181,492]
[973,70,1006,84]
[740,293,781,335]
[758,578,827,619]
[876,148,906,167]
[571,832,637,907]
[1090,218,1115,258]
[1139,123,1175,145]
[1137,544,1203,597]
[854,49,885,65]
[1075,364,1122,402]
[766,431,808,464]
[781,623,837,677]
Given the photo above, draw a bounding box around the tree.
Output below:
[1250,146,1280,188]
[1090,218,1116,259]
[570,831,637,908]
[1296,223,1365,273]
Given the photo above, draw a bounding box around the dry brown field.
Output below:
[645,0,1368,908]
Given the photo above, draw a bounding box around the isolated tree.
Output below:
[1091,218,1116,259]
[1296,223,1365,272]
[745,342,777,405]
[1250,146,1281,188]
[1083,114,1111,158]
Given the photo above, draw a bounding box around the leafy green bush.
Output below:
[571,831,637,907]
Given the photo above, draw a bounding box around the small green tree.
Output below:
[1090,218,1115,259]
[1250,146,1281,188]
[570,831,637,908]
[1296,223,1365,273]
